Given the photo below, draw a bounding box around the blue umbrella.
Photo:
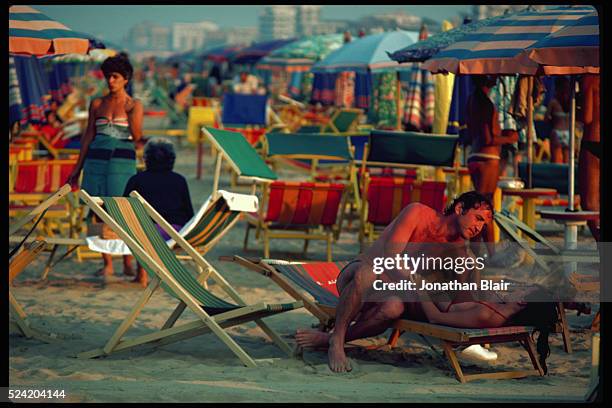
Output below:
[312,31,419,74]
[231,38,297,65]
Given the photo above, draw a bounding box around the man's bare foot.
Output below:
[94,266,114,277]
[328,336,351,373]
[295,328,330,349]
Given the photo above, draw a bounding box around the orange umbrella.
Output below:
[9,5,90,57]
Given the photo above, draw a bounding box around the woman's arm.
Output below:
[66,98,99,187]
[126,98,143,143]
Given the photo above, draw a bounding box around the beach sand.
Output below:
[9,119,599,402]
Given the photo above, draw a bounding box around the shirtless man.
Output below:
[466,75,518,257]
[296,191,493,372]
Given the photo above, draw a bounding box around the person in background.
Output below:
[465,75,518,258]
[65,53,143,279]
[343,30,352,43]
[546,77,571,164]
[122,138,195,286]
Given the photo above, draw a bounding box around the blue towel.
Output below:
[222,93,268,126]
[14,55,51,125]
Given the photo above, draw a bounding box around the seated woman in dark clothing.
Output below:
[123,138,195,286]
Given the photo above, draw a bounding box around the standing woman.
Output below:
[66,53,144,277]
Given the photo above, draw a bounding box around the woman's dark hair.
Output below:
[144,138,175,171]
[101,53,133,82]
[443,191,493,216]
[507,287,559,375]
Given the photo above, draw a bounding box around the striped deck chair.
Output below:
[77,189,302,366]
[10,160,79,238]
[229,256,550,383]
[244,181,348,262]
[359,176,447,248]
[296,108,364,135]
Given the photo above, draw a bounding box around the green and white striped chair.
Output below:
[77,189,302,367]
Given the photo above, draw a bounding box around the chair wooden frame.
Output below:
[227,256,547,383]
[76,189,302,367]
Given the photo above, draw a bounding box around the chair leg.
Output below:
[557,302,573,353]
[302,238,309,256]
[263,229,270,259]
[441,341,466,383]
[243,223,251,251]
[387,328,403,347]
[326,232,332,262]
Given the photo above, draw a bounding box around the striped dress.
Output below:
[80,117,137,196]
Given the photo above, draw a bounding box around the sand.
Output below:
[9,117,599,402]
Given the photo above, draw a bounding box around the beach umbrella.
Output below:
[13,55,52,124]
[9,5,90,57]
[231,38,297,65]
[256,34,344,72]
[312,31,419,129]
[523,11,600,212]
[201,45,246,63]
[421,5,596,188]
[525,12,599,74]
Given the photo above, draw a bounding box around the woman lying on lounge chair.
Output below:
[297,282,561,373]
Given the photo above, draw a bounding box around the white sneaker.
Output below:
[458,344,498,364]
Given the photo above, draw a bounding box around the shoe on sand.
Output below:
[458,344,498,364]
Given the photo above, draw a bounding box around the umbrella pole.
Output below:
[527,76,534,189]
[396,72,402,130]
[568,76,576,211]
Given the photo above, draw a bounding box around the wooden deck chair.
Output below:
[296,108,364,135]
[202,126,278,195]
[265,132,359,211]
[10,160,79,238]
[9,238,65,343]
[243,181,348,262]
[19,130,80,159]
[228,256,550,383]
[76,189,302,366]
[359,175,447,249]
[9,184,88,281]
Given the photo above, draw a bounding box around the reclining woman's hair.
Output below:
[443,191,493,216]
[101,53,134,82]
[507,286,559,375]
[144,138,176,171]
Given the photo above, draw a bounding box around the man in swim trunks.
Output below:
[465,75,518,258]
[295,191,493,372]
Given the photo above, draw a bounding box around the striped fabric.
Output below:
[182,198,241,249]
[366,178,446,225]
[403,64,435,131]
[102,197,239,313]
[273,262,346,307]
[423,5,596,75]
[9,57,23,124]
[526,12,599,72]
[265,182,345,227]
[311,73,337,106]
[222,127,266,146]
[13,55,51,125]
[14,159,76,193]
[9,5,90,57]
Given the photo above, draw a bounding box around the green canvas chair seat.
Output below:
[368,130,459,168]
[296,108,363,134]
[77,191,302,367]
[266,133,353,161]
[518,162,577,195]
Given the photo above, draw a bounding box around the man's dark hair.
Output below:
[101,53,133,82]
[443,191,493,216]
[144,138,175,171]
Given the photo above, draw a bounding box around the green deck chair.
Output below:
[77,189,302,366]
[202,126,278,194]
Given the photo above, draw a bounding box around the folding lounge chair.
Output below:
[9,184,89,280]
[243,181,348,262]
[228,256,551,383]
[9,187,78,342]
[296,108,364,135]
[221,93,280,140]
[77,189,302,366]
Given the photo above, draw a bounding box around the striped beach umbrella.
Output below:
[525,12,599,74]
[422,5,596,75]
[231,38,297,65]
[9,5,90,57]
[256,34,344,73]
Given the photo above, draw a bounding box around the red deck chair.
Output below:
[244,181,348,261]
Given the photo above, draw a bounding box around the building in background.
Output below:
[172,21,219,52]
[126,21,171,52]
[296,5,322,36]
[471,4,548,20]
[258,6,297,41]
[312,19,351,35]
